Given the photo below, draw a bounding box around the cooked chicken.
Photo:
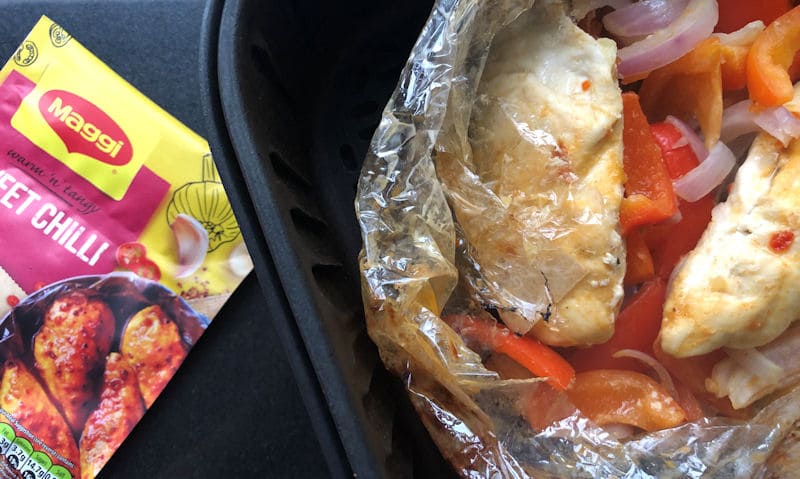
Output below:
[121,305,187,407]
[33,291,115,433]
[0,360,80,472]
[437,0,625,346]
[662,132,800,357]
[80,353,145,479]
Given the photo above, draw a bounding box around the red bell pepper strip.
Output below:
[650,122,699,179]
[747,6,800,107]
[624,230,655,286]
[619,93,679,234]
[446,315,575,390]
[715,0,792,34]
[623,231,655,286]
[644,195,714,281]
[644,121,715,280]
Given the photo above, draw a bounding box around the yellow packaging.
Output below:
[0,17,252,478]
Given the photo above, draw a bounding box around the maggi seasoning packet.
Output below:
[0,16,252,479]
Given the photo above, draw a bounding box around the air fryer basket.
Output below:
[200,0,456,477]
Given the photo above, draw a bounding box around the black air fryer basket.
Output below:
[200,0,456,477]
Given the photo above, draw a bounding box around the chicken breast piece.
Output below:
[80,353,145,479]
[0,360,80,472]
[33,291,115,433]
[121,305,187,407]
[662,133,800,357]
[438,0,625,346]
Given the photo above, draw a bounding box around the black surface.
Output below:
[206,0,457,478]
[200,1,353,478]
[0,1,329,478]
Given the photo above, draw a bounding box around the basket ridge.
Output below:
[209,0,457,477]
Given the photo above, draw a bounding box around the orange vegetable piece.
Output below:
[720,44,750,91]
[446,315,575,390]
[566,369,686,432]
[569,278,665,373]
[624,231,655,286]
[747,6,800,107]
[619,93,679,234]
[639,37,723,149]
[715,0,792,34]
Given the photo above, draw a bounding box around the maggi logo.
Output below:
[39,90,132,166]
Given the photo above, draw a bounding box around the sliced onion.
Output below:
[170,213,209,279]
[672,142,736,202]
[707,325,800,409]
[753,106,800,147]
[720,100,761,144]
[726,347,784,383]
[712,20,765,47]
[721,99,800,147]
[758,325,800,372]
[665,115,708,163]
[604,0,689,41]
[617,0,718,80]
[709,349,784,409]
[707,359,766,409]
[612,349,678,400]
[672,136,689,148]
[228,240,253,278]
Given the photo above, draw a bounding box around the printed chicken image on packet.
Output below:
[0,16,252,479]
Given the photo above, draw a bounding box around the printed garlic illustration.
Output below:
[0,266,26,318]
[166,154,240,252]
[228,240,253,278]
[170,214,209,279]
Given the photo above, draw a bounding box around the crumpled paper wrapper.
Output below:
[355,0,800,476]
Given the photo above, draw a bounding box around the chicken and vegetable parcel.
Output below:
[358,0,800,476]
[456,0,800,422]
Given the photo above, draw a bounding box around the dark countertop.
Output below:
[0,1,329,477]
